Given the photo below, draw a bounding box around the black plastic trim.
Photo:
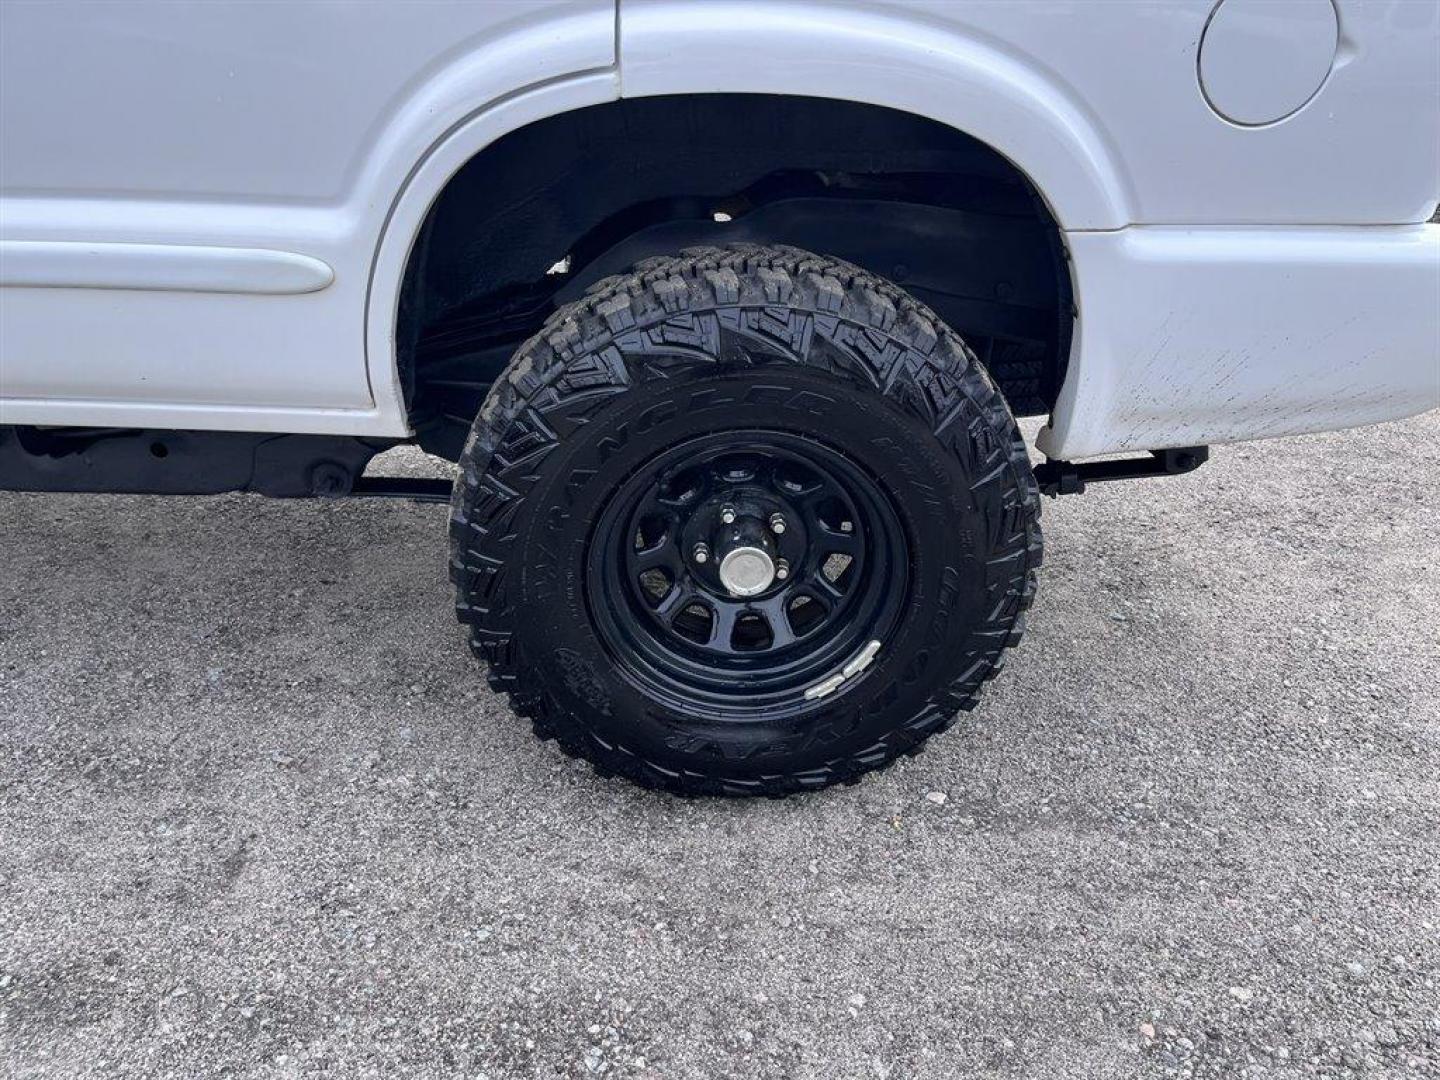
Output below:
[1034,446,1210,497]
[0,426,399,498]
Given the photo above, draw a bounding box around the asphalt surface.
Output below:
[2,412,1437,1079]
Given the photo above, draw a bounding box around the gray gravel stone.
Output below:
[1,414,1437,1078]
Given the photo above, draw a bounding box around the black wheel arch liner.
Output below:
[398,95,1075,460]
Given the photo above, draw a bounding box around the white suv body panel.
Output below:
[0,0,618,435]
[1,0,1436,456]
[1046,224,1440,458]
[622,0,1440,228]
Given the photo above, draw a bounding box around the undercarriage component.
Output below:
[0,425,396,498]
[349,476,452,503]
[1034,446,1209,497]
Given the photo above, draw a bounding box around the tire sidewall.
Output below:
[509,358,996,777]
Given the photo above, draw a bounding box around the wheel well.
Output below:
[398,94,1073,459]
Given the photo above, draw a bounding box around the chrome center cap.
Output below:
[718,546,775,597]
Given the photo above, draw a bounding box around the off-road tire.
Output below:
[450,244,1041,796]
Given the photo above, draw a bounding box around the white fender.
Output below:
[363,72,618,433]
[363,2,1134,430]
[616,0,1134,231]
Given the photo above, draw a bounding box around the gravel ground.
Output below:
[1,412,1437,1079]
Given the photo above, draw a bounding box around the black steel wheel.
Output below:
[451,244,1041,796]
[588,431,908,717]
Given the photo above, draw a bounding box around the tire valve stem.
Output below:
[769,512,786,534]
[775,558,790,581]
[693,542,710,564]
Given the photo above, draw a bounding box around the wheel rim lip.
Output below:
[584,429,911,717]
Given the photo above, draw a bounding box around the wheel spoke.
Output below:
[706,601,741,649]
[754,594,798,649]
[655,578,695,621]
[817,515,858,550]
[633,535,682,576]
[654,470,706,509]
[799,582,837,614]
[710,458,757,486]
[787,476,832,505]
[810,572,846,603]
[796,487,862,554]
[656,488,702,510]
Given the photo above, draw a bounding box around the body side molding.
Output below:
[0,241,335,295]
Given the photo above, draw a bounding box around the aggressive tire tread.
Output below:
[449,244,1042,796]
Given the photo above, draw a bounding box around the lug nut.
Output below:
[775,558,790,581]
[769,512,786,534]
[839,521,854,533]
[693,542,710,564]
[719,505,737,525]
